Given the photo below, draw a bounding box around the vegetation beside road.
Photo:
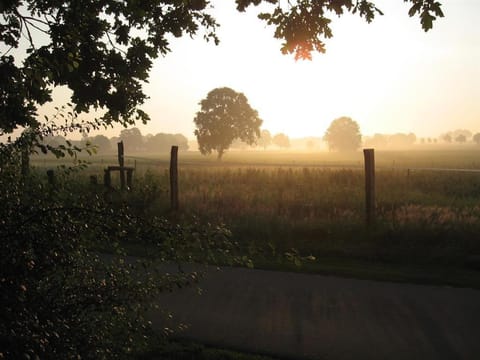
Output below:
[32,148,480,289]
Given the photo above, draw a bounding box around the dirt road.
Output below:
[150,266,480,360]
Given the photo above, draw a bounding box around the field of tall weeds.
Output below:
[129,165,480,266]
[32,150,480,266]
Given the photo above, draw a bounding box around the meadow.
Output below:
[31,148,480,282]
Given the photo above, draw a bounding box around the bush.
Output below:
[0,139,243,359]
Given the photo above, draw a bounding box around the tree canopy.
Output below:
[257,129,272,150]
[1,0,444,136]
[194,87,262,159]
[238,0,443,60]
[0,0,219,133]
[272,132,291,148]
[0,1,447,357]
[145,132,189,152]
[364,132,416,149]
[473,133,480,145]
[323,116,362,152]
[119,127,144,152]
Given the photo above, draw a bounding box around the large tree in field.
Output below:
[0,0,444,136]
[324,116,362,152]
[194,87,262,159]
[0,0,445,358]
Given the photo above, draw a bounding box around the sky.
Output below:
[42,0,480,140]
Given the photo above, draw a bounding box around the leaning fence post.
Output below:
[363,148,376,227]
[170,145,179,211]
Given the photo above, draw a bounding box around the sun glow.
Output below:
[40,0,480,141]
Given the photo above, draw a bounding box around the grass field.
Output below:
[31,148,480,282]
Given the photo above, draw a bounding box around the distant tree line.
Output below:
[40,128,189,154]
[227,130,293,150]
[363,133,417,149]
[440,129,480,145]
[49,121,477,158]
[192,87,480,156]
[363,129,480,149]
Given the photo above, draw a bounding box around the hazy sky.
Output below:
[44,0,480,139]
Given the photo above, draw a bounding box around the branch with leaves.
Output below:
[1,0,444,136]
[237,0,444,59]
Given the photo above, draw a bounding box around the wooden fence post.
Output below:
[170,145,179,211]
[363,148,376,227]
[117,141,125,190]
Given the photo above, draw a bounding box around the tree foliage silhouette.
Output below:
[273,133,291,148]
[1,0,444,135]
[455,134,467,144]
[258,129,272,150]
[323,116,362,152]
[238,0,444,59]
[119,127,144,152]
[0,1,446,357]
[473,133,480,145]
[194,87,262,159]
[0,0,219,133]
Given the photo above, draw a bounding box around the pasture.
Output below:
[31,148,480,275]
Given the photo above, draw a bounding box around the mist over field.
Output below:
[34,125,480,157]
[3,0,480,359]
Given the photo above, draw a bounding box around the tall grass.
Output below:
[31,149,480,266]
[126,166,480,265]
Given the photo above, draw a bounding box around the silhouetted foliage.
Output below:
[0,1,446,357]
[442,130,472,145]
[257,129,272,150]
[473,133,480,145]
[230,138,250,150]
[323,117,362,152]
[194,87,262,159]
[237,0,444,60]
[364,133,388,149]
[119,127,144,152]
[0,130,245,359]
[145,133,189,152]
[1,1,444,134]
[272,133,291,148]
[452,129,472,140]
[455,134,467,143]
[442,134,452,143]
[0,0,220,133]
[388,133,416,148]
[89,134,112,153]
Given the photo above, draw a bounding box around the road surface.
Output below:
[150,266,480,360]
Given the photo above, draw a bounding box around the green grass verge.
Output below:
[252,256,480,289]
[115,240,480,289]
